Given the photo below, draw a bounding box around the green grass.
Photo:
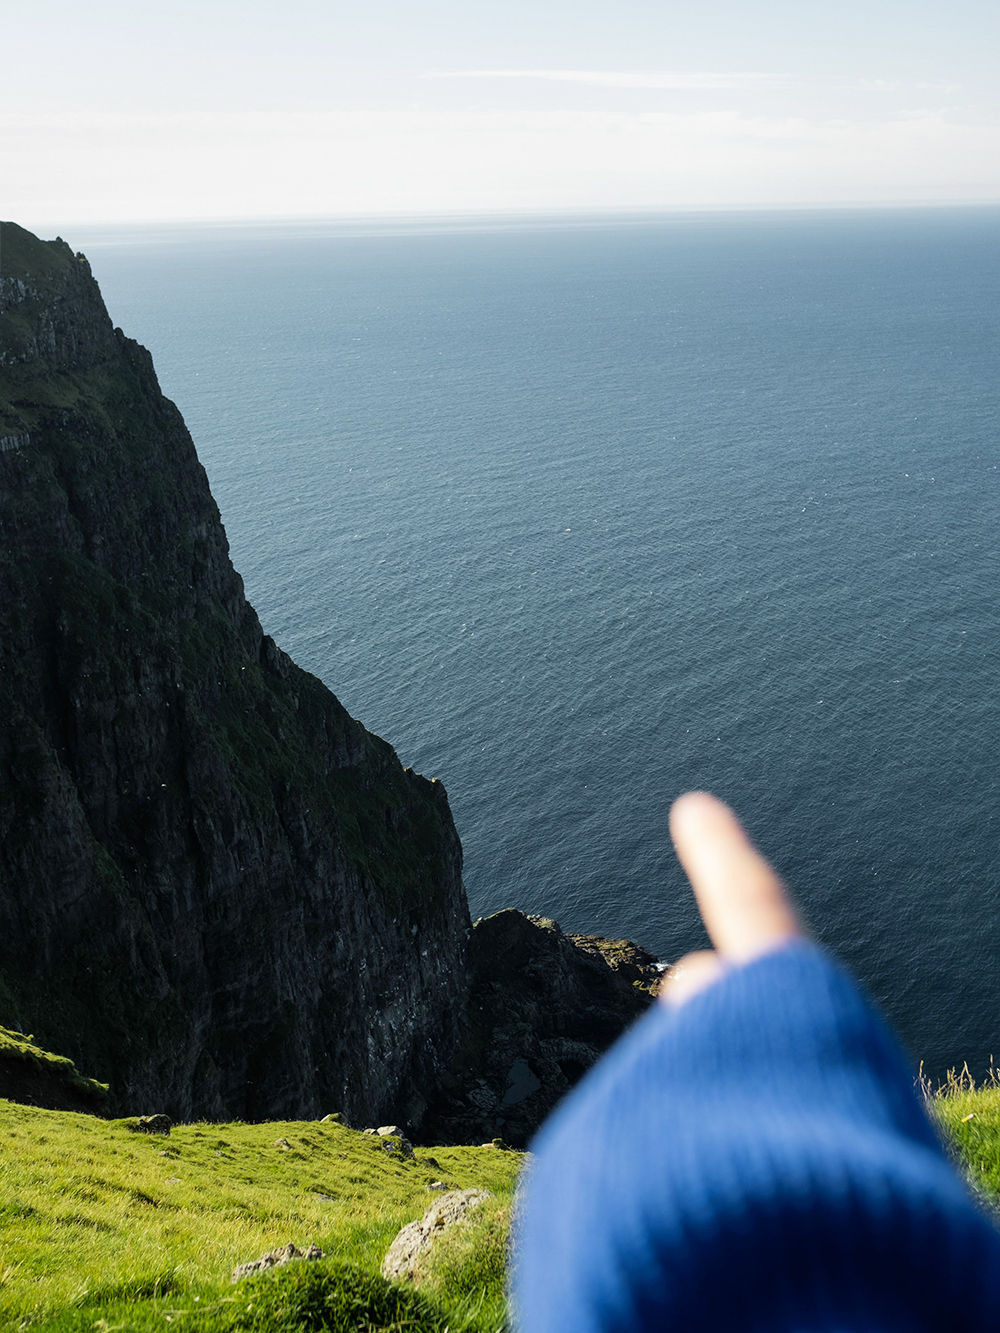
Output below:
[410,1194,512,1327]
[13,1064,1000,1331]
[0,1102,522,1331]
[927,1063,1000,1211]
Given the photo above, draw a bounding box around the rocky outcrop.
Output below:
[421,910,661,1147]
[0,222,470,1124]
[233,1243,326,1283]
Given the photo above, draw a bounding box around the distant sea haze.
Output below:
[83,206,1000,1079]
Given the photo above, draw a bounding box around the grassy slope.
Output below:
[0,1103,521,1332]
[6,1083,999,1331]
[931,1077,1000,1214]
[0,1028,108,1110]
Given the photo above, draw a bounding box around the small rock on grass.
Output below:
[374,1127,415,1158]
[232,1243,325,1282]
[128,1114,172,1135]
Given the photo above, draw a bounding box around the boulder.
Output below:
[381,1189,492,1283]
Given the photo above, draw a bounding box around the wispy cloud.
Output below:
[428,70,801,92]
[427,70,961,96]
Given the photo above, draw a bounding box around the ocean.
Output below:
[70,207,1000,1078]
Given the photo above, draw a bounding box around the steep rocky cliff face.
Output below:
[423,910,660,1147]
[0,222,470,1124]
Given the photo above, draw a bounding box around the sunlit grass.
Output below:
[0,1101,521,1331]
[926,1060,1000,1211]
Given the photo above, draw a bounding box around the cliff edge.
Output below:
[0,221,470,1124]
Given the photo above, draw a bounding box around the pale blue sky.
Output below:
[2,0,998,224]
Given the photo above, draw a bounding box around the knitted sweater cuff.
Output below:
[513,942,1000,1332]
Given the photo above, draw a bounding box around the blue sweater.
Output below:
[513,942,1000,1331]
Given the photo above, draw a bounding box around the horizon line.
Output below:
[11,197,1000,244]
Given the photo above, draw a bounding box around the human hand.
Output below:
[659,791,803,1007]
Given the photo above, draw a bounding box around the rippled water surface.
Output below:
[78,208,1000,1075]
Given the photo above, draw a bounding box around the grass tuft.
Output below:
[925,1058,1000,1210]
[31,1258,460,1333]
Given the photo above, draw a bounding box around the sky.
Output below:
[1,0,999,226]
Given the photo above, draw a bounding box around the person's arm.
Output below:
[513,793,1000,1332]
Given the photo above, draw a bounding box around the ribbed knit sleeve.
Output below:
[513,942,1000,1332]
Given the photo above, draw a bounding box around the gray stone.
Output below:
[232,1242,324,1283]
[381,1190,492,1283]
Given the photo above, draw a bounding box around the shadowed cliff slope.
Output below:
[0,222,470,1124]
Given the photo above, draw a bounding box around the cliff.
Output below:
[0,221,470,1124]
[0,222,659,1138]
[424,910,660,1147]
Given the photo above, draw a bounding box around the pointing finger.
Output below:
[658,950,725,1007]
[669,791,802,963]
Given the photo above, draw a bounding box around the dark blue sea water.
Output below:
[75,208,1000,1078]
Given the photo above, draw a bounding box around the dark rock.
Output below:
[0,223,662,1143]
[130,1113,172,1135]
[421,910,660,1147]
[0,222,469,1126]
